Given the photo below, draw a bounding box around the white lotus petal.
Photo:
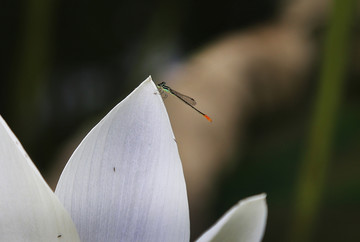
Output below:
[55,76,189,242]
[0,117,80,241]
[196,194,267,242]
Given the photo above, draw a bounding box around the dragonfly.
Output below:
[157,82,212,122]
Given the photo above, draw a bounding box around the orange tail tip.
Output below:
[204,114,212,122]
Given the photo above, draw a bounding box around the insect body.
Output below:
[157,82,212,122]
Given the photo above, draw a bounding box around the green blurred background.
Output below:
[1,0,359,241]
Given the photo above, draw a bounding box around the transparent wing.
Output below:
[170,89,197,106]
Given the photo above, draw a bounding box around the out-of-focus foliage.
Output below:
[0,0,278,173]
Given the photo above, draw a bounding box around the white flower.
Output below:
[0,113,80,241]
[0,77,267,242]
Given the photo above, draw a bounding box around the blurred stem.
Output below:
[291,0,356,241]
[11,0,54,140]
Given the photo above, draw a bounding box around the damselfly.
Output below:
[157,82,212,122]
